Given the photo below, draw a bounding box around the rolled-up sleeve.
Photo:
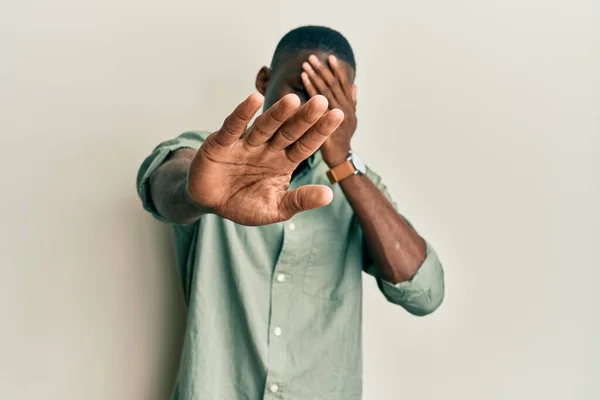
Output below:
[362,166,445,316]
[136,130,210,222]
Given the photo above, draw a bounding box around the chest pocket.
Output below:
[303,228,362,300]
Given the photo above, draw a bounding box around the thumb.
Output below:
[279,185,333,219]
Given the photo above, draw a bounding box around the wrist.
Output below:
[323,146,351,167]
[325,149,367,184]
[185,174,216,215]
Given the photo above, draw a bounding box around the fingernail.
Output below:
[301,72,308,80]
[309,55,318,63]
[329,55,337,64]
[302,62,312,71]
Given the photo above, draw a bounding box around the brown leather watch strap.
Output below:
[326,159,356,184]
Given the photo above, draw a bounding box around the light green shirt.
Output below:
[137,131,445,400]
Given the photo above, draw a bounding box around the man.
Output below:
[137,25,445,400]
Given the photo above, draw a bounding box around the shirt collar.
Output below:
[292,150,322,181]
[307,149,322,169]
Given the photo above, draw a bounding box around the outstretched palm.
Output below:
[187,93,344,226]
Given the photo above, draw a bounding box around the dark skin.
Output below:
[257,50,426,283]
[148,49,426,284]
[256,50,357,176]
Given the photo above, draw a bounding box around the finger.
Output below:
[301,72,318,97]
[328,55,353,99]
[214,92,264,146]
[308,54,346,103]
[268,95,329,151]
[308,55,338,92]
[302,61,334,102]
[279,185,333,219]
[244,94,301,147]
[286,108,344,164]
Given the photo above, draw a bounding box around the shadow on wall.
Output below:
[132,210,187,399]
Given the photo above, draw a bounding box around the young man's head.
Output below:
[256,25,356,110]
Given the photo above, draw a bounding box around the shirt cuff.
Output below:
[377,241,445,316]
[136,131,209,222]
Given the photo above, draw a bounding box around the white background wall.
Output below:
[1,1,598,399]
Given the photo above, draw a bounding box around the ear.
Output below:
[352,84,357,106]
[255,66,271,95]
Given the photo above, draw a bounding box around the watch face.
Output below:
[351,152,367,174]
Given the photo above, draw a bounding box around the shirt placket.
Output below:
[263,165,313,399]
[263,216,302,399]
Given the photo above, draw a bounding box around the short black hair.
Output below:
[270,25,356,72]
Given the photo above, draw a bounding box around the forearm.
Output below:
[149,149,211,225]
[339,173,426,284]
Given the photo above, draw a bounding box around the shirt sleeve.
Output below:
[136,130,211,222]
[362,166,445,316]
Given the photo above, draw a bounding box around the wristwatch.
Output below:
[326,150,367,184]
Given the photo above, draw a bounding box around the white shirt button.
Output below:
[276,274,285,283]
[269,383,279,393]
[274,327,282,336]
[288,223,296,231]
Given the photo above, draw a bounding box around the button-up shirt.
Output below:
[136,131,445,400]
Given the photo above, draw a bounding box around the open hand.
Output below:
[301,54,357,166]
[187,93,344,226]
